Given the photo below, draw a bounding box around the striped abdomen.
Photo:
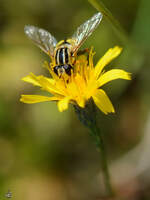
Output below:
[55,47,70,65]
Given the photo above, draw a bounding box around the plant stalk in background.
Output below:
[88,0,129,44]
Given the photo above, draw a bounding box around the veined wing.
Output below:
[24,25,57,56]
[71,12,103,54]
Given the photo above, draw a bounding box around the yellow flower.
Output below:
[20,46,131,114]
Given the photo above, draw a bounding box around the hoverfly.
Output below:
[24,12,103,77]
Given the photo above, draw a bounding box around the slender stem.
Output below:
[90,125,114,197]
[88,0,129,44]
[74,103,113,196]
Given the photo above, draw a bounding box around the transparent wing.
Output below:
[71,12,103,54]
[24,25,57,56]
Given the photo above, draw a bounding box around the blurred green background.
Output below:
[0,0,150,199]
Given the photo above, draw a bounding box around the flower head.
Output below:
[20,46,131,114]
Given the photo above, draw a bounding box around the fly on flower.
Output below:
[24,12,102,77]
[21,46,131,113]
[21,12,131,113]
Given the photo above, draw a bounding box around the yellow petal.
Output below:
[94,46,122,79]
[22,72,55,86]
[76,98,85,108]
[22,73,41,86]
[22,73,65,96]
[20,95,59,104]
[92,89,115,114]
[57,97,70,112]
[38,76,60,94]
[97,69,131,87]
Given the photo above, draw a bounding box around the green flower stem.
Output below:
[89,124,114,197]
[74,103,114,197]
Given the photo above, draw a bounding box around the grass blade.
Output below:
[88,0,129,44]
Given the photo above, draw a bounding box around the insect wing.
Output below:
[71,12,103,54]
[24,25,57,56]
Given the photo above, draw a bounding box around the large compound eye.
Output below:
[54,66,59,75]
[64,64,73,76]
